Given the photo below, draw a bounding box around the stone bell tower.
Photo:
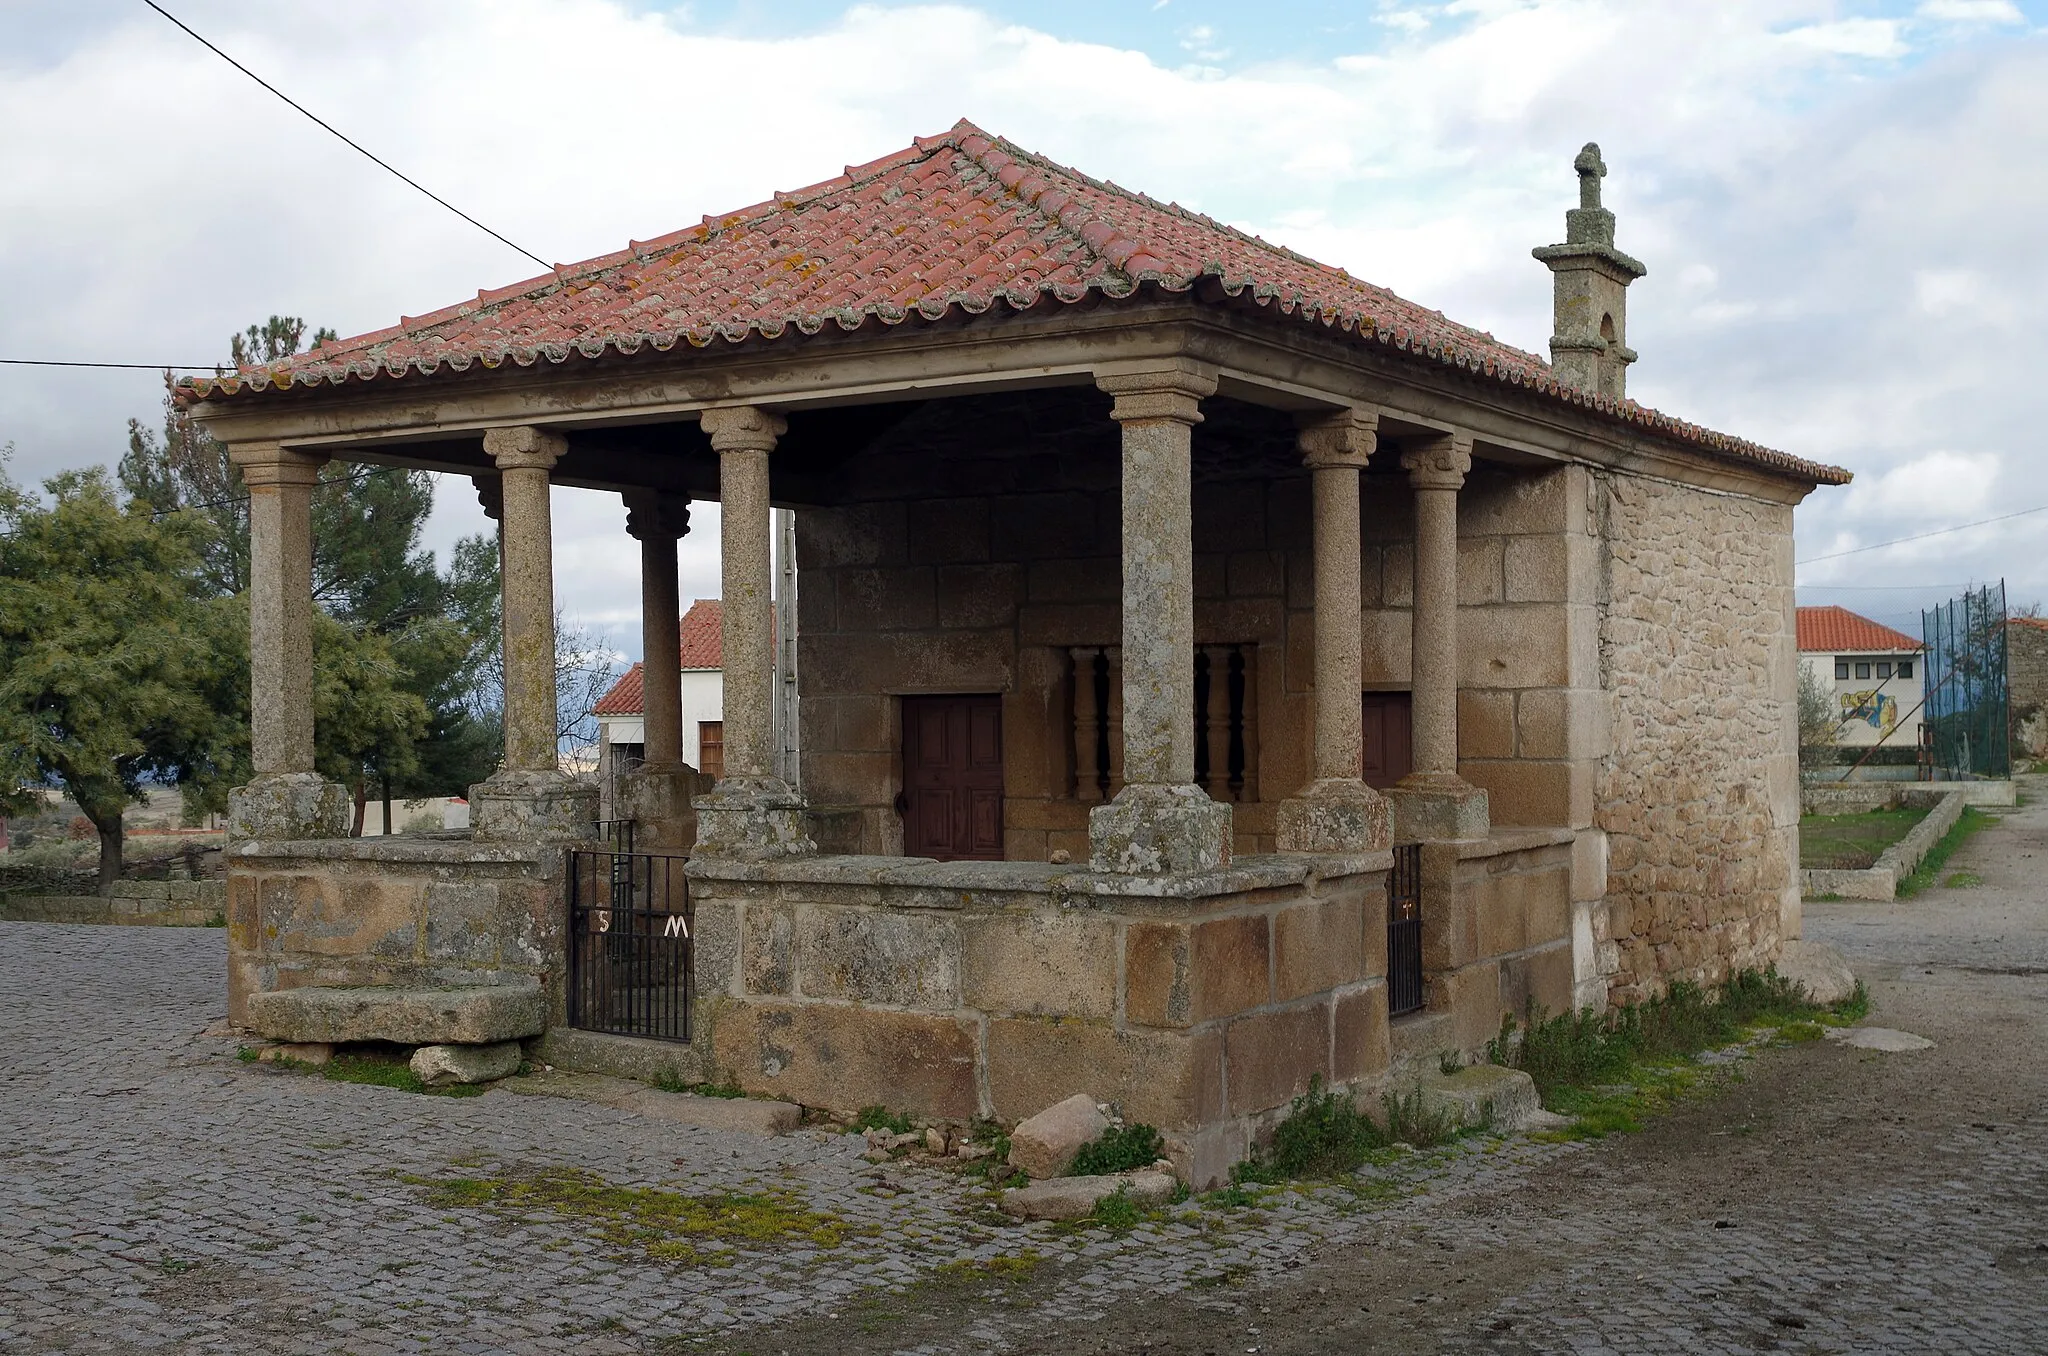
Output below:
[1533,143,1646,400]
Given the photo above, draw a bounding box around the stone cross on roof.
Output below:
[1575,142,1606,211]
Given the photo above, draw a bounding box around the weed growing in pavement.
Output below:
[1230,1076,1389,1187]
[325,1051,485,1097]
[1487,967,1866,1138]
[1088,1185,1143,1232]
[1438,1048,1464,1076]
[1067,1122,1164,1176]
[1380,1087,1460,1148]
[403,1165,870,1268]
[1898,807,1994,897]
[851,1105,916,1135]
[652,1069,745,1098]
[235,1046,259,1064]
[1944,871,1985,888]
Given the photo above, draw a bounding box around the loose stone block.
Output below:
[1777,940,1856,1006]
[1409,1064,1542,1131]
[998,1170,1177,1221]
[245,983,545,1045]
[257,1042,332,1068]
[1008,1092,1110,1179]
[411,1041,521,1087]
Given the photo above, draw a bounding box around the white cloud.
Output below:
[1915,0,2024,23]
[4,0,2047,644]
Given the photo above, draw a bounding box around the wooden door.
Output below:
[902,695,1005,861]
[1361,691,1414,790]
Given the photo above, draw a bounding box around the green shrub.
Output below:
[1067,1123,1164,1176]
[1380,1087,1458,1148]
[1236,1076,1387,1183]
[851,1105,914,1135]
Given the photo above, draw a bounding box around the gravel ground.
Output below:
[3,776,2043,1354]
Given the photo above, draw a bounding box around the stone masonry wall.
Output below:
[2009,619,2048,759]
[688,855,1390,1187]
[224,839,564,1026]
[1596,475,1800,1001]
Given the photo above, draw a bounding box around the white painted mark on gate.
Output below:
[664,914,689,939]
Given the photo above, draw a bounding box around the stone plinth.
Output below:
[1387,778,1491,843]
[692,776,816,860]
[470,769,598,844]
[246,982,544,1045]
[224,835,567,1028]
[1088,783,1233,874]
[228,773,349,841]
[1276,779,1391,854]
[616,766,712,853]
[688,849,1390,1188]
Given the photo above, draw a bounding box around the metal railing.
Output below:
[1387,842,1424,1018]
[566,847,692,1043]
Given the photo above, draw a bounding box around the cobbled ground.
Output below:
[4,779,2046,1355]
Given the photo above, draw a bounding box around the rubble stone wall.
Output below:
[2009,619,2048,759]
[1595,474,1800,1001]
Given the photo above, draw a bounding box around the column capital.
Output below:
[1400,432,1473,491]
[483,425,567,472]
[1096,362,1219,425]
[1296,407,1379,470]
[227,442,326,490]
[700,405,787,452]
[471,473,503,522]
[623,490,692,542]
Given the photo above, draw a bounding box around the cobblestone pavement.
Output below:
[4,784,2045,1355]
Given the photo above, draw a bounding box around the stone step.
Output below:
[245,982,544,1045]
[1388,1009,1456,1077]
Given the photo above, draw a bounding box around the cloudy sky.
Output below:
[4,0,2044,660]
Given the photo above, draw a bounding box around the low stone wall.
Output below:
[1418,829,1576,1052]
[1800,790,1966,901]
[683,851,1391,1188]
[225,836,565,1029]
[0,879,226,927]
[1802,780,2013,816]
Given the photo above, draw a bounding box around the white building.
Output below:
[592,598,726,813]
[1796,605,1925,750]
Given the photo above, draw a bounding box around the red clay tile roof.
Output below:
[1797,605,1922,654]
[178,120,1848,487]
[592,599,722,716]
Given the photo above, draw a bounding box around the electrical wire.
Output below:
[141,1,550,270]
[1797,505,2048,565]
[0,359,221,371]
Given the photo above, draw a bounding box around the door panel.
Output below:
[902,694,1005,861]
[1362,691,1414,790]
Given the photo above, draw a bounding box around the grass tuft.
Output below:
[1897,807,1993,898]
[1381,1087,1460,1148]
[325,1051,485,1098]
[1067,1123,1163,1177]
[1233,1075,1389,1185]
[850,1105,915,1135]
[652,1070,744,1098]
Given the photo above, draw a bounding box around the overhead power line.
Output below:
[142,0,550,271]
[1796,504,2048,566]
[1,358,221,371]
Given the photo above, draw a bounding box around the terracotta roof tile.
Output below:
[591,599,722,716]
[178,120,1848,487]
[1797,605,1922,654]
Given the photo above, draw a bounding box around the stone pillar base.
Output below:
[470,769,599,844]
[691,777,816,860]
[1276,779,1391,853]
[617,766,713,853]
[1385,775,1490,842]
[227,773,350,841]
[1089,783,1233,874]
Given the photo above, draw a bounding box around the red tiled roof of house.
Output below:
[591,599,722,716]
[1796,605,1922,654]
[176,120,1848,487]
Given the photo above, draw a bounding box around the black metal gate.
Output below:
[1387,842,1424,1018]
[567,848,692,1043]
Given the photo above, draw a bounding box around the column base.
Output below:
[691,777,817,860]
[1276,778,1391,853]
[1089,783,1233,875]
[470,769,599,844]
[616,765,714,853]
[1385,774,1490,842]
[227,773,350,841]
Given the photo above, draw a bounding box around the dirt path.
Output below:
[707,778,2048,1355]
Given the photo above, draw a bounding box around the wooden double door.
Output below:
[902,694,1004,861]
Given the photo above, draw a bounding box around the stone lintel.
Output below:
[691,775,817,860]
[227,773,349,842]
[1088,783,1233,875]
[244,981,545,1045]
[1386,777,1491,843]
[470,768,598,844]
[1275,778,1391,854]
